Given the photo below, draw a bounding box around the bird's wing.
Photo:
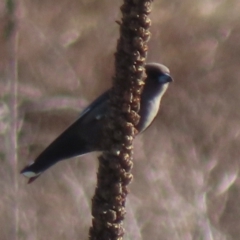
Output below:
[79,90,110,119]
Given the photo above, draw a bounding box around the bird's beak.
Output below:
[166,74,174,82]
[161,74,173,83]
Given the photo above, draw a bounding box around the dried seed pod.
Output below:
[123,135,133,146]
[133,36,144,49]
[122,172,133,185]
[104,210,117,222]
[122,103,130,113]
[142,1,152,14]
[140,14,151,28]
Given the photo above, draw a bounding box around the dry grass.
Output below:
[1,0,240,239]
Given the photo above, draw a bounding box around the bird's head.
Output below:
[143,63,173,99]
[145,63,173,85]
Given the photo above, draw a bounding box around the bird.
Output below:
[21,63,173,183]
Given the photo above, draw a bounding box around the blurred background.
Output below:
[1,0,240,239]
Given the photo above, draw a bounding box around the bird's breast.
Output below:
[137,83,169,132]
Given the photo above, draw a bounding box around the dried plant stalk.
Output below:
[89,1,153,239]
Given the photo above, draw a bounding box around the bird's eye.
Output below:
[158,74,172,83]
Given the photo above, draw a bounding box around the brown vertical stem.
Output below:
[89,0,153,239]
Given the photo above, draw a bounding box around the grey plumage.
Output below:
[20,63,173,183]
